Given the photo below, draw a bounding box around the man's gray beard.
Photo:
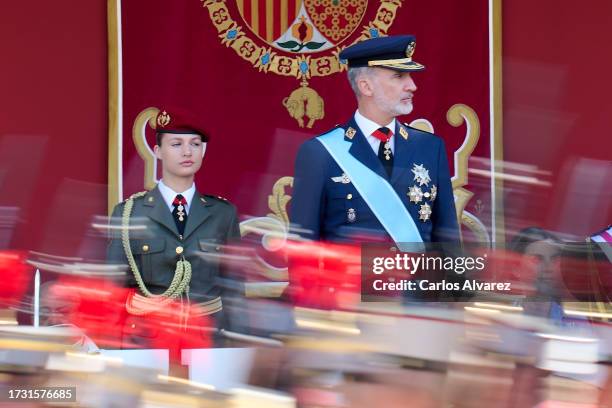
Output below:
[394,101,413,115]
[373,92,413,117]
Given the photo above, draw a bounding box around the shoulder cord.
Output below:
[121,191,191,315]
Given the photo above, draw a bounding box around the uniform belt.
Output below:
[191,296,222,316]
[126,293,222,317]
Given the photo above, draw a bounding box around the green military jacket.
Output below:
[107,186,240,304]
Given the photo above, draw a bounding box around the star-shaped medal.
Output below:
[411,164,431,186]
[408,186,424,203]
[419,203,432,222]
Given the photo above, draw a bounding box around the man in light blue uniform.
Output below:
[291,35,459,246]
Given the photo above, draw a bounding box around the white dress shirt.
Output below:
[354,110,396,155]
[157,179,196,214]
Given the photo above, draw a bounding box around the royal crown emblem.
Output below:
[157,110,171,127]
[203,0,403,128]
[405,41,415,58]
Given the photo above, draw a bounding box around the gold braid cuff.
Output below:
[121,191,192,315]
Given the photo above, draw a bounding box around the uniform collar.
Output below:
[157,179,196,214]
[354,110,396,154]
[354,110,396,137]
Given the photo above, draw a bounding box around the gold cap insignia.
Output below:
[399,126,409,140]
[345,127,356,140]
[405,41,416,58]
[157,110,171,128]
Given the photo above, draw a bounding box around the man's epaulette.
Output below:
[327,124,355,140]
[403,122,435,134]
[317,124,345,136]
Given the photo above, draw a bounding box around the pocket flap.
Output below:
[131,239,165,254]
[198,238,221,252]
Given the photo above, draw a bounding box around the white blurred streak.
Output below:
[470,156,553,176]
[534,333,597,343]
[157,374,216,391]
[33,269,39,327]
[229,386,295,407]
[536,332,599,374]
[26,259,126,276]
[564,309,612,319]
[92,223,147,231]
[294,307,361,335]
[464,306,502,315]
[65,351,123,365]
[473,302,524,312]
[469,168,552,186]
[221,330,283,347]
[29,251,83,262]
[295,318,361,335]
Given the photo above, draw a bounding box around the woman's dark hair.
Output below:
[509,227,563,254]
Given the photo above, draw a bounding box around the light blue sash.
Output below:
[317,129,424,251]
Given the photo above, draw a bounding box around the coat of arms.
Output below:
[203,0,403,128]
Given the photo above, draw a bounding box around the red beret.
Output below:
[155,108,209,142]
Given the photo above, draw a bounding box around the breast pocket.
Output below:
[326,185,353,218]
[130,239,166,282]
[196,238,223,280]
[331,183,377,226]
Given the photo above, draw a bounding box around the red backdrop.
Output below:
[0,0,610,257]
[0,1,108,256]
[117,0,493,234]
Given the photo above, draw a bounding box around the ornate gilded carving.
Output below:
[462,211,491,243]
[202,0,404,124]
[132,107,160,190]
[446,104,486,243]
[267,176,293,225]
[282,79,325,128]
[304,0,367,42]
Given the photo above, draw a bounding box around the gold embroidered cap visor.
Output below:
[367,59,425,72]
[339,34,425,72]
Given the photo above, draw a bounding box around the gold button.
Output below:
[346,194,353,200]
[176,246,184,255]
[142,245,149,252]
